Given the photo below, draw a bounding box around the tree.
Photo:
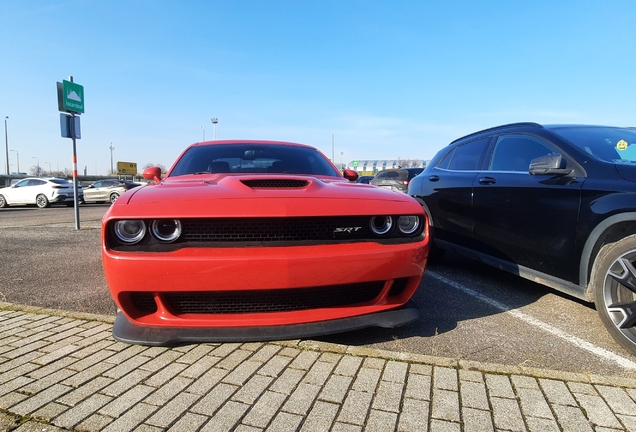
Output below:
[143,163,167,174]
[397,158,424,168]
[29,165,42,177]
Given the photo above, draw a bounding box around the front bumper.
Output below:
[112,300,420,346]
[103,240,428,330]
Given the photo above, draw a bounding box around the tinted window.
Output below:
[490,135,554,172]
[170,143,339,177]
[436,148,455,169]
[447,138,489,170]
[375,170,407,180]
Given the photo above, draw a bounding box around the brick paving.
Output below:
[2,303,636,432]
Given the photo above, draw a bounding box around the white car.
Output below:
[0,177,83,208]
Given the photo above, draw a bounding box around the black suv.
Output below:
[370,167,424,193]
[409,122,636,355]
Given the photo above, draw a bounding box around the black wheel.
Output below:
[36,194,50,208]
[593,234,636,356]
[0,195,7,208]
[109,193,120,204]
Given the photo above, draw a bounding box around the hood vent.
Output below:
[241,179,309,189]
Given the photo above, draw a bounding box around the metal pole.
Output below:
[69,76,80,230]
[4,116,9,175]
[10,149,19,173]
[211,118,218,140]
[329,132,335,163]
[109,142,115,175]
[201,126,205,141]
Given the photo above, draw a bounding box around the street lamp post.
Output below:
[109,143,115,175]
[32,157,39,177]
[328,132,335,163]
[201,126,205,141]
[211,118,218,140]
[4,116,9,175]
[10,149,19,173]
[45,162,52,176]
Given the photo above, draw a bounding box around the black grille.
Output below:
[162,281,385,314]
[182,217,370,242]
[241,179,309,189]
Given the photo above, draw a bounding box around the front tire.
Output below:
[593,234,636,356]
[0,195,7,208]
[36,194,50,208]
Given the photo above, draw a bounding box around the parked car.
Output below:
[102,140,429,346]
[0,177,82,208]
[370,167,424,193]
[356,175,375,184]
[409,122,636,355]
[83,179,140,204]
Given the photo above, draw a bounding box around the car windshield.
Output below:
[169,143,340,177]
[549,126,636,164]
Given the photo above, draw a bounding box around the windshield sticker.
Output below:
[617,139,629,151]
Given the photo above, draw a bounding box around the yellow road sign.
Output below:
[117,162,137,175]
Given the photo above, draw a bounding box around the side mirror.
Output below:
[529,154,573,176]
[143,167,163,183]
[343,169,359,182]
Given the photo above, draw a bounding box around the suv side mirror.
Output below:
[529,154,573,176]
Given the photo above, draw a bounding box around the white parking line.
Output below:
[427,270,636,370]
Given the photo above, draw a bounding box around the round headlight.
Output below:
[398,215,420,235]
[114,220,146,244]
[370,215,393,235]
[151,219,182,243]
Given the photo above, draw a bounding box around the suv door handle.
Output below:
[478,177,497,185]
[429,175,440,182]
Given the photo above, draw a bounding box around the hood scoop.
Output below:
[241,179,310,189]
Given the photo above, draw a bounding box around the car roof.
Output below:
[449,122,635,145]
[187,139,316,150]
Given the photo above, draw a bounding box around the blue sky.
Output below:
[1,1,635,175]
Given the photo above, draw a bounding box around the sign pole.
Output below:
[57,75,84,230]
[69,76,80,230]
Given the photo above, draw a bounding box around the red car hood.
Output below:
[106,174,422,219]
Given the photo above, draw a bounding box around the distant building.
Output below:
[346,159,429,175]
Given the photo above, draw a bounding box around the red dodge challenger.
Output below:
[102,140,429,345]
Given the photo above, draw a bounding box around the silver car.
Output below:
[82,179,140,204]
[0,177,82,208]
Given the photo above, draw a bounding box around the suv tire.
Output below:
[593,234,636,356]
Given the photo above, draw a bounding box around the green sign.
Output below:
[352,160,359,167]
[57,80,85,114]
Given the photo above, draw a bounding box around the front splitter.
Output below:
[112,301,420,346]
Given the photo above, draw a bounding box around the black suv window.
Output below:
[490,134,554,172]
[442,138,489,170]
